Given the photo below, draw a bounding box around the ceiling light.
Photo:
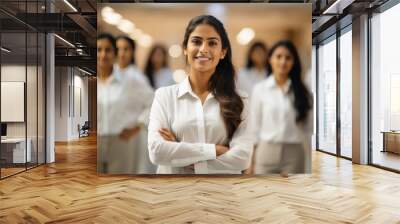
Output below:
[1,47,11,53]
[103,12,122,25]
[63,0,78,12]
[236,28,255,46]
[101,6,114,17]
[117,19,135,34]
[78,67,92,76]
[138,34,152,48]
[322,0,354,15]
[54,34,75,48]
[168,44,182,58]
[130,28,143,40]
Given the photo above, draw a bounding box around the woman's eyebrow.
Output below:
[191,36,220,41]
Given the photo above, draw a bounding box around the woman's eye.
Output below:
[209,41,217,47]
[191,39,202,45]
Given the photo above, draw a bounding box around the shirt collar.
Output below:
[177,76,215,100]
[265,75,291,94]
[177,76,193,98]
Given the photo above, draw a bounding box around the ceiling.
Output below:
[0,0,97,74]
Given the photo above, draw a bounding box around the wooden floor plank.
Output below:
[0,135,399,223]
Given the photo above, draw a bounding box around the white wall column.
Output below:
[352,14,369,164]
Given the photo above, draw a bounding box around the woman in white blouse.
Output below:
[114,36,149,85]
[144,45,175,89]
[236,41,269,97]
[147,15,253,174]
[114,35,157,173]
[250,40,312,175]
[97,33,154,174]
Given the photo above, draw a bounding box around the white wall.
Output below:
[54,67,89,141]
[1,65,33,138]
[1,64,46,164]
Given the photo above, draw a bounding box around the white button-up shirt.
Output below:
[114,64,150,86]
[148,77,253,174]
[236,68,268,97]
[153,68,175,89]
[250,75,313,144]
[97,70,154,136]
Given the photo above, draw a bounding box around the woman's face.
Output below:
[151,48,165,69]
[184,24,227,74]
[116,39,133,67]
[269,46,293,77]
[97,39,115,69]
[250,46,267,68]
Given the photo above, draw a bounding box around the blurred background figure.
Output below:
[115,36,149,85]
[144,44,175,89]
[115,36,157,173]
[250,40,312,176]
[237,41,269,96]
[97,33,155,174]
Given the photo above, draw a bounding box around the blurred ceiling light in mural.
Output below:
[236,27,255,45]
[117,19,135,34]
[101,6,113,17]
[102,7,122,25]
[169,44,182,58]
[173,69,187,83]
[130,28,143,40]
[138,34,153,48]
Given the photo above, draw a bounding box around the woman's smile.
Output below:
[194,55,212,62]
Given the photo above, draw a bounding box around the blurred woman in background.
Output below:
[250,40,312,176]
[114,35,157,173]
[97,33,155,174]
[237,41,269,96]
[144,44,175,89]
[115,36,149,85]
[147,15,253,174]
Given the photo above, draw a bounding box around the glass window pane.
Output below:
[38,32,45,165]
[1,30,27,177]
[371,3,400,171]
[317,36,337,154]
[340,29,352,158]
[311,45,317,151]
[27,31,38,169]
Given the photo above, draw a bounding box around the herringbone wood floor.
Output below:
[1,135,400,223]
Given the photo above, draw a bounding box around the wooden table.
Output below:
[381,131,400,154]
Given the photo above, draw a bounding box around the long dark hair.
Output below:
[183,15,243,140]
[116,35,136,65]
[246,41,268,75]
[144,44,168,88]
[267,40,312,124]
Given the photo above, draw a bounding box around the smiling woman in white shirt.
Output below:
[97,33,154,174]
[250,40,313,175]
[147,15,253,174]
[144,44,175,89]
